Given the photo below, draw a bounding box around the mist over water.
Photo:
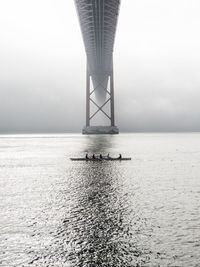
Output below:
[0,133,200,266]
[1,1,200,133]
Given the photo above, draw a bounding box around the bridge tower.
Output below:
[74,0,120,134]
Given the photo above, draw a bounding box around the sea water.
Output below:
[0,133,200,266]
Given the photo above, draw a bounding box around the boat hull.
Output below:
[70,158,131,161]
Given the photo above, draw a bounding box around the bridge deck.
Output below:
[75,0,120,78]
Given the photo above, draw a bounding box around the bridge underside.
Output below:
[74,0,120,134]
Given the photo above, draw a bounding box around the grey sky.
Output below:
[0,0,200,133]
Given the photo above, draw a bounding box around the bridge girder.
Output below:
[75,0,120,81]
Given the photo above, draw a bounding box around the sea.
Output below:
[0,133,199,267]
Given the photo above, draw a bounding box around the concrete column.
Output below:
[110,55,115,126]
[86,62,90,126]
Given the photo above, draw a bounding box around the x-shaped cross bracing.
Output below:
[88,76,112,123]
[86,60,115,127]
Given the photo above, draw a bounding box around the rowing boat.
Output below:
[70,157,131,161]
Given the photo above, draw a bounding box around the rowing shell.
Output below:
[70,157,131,161]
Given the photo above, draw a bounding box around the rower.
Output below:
[92,154,95,159]
[85,153,89,159]
[107,153,110,159]
[99,154,103,159]
[118,154,122,159]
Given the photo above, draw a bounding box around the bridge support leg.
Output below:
[86,62,90,127]
[82,59,119,134]
[110,56,115,127]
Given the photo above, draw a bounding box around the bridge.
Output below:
[74,0,121,134]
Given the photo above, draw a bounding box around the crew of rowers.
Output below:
[85,153,122,159]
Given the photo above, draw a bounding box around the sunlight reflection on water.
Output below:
[0,134,200,266]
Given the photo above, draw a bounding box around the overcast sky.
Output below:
[0,0,200,133]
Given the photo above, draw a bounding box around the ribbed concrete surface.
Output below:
[75,0,120,96]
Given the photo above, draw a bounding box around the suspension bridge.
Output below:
[74,0,121,134]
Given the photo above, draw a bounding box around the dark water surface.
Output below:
[0,133,200,266]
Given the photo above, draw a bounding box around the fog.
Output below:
[0,0,200,133]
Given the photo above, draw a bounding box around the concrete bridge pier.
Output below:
[82,59,119,135]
